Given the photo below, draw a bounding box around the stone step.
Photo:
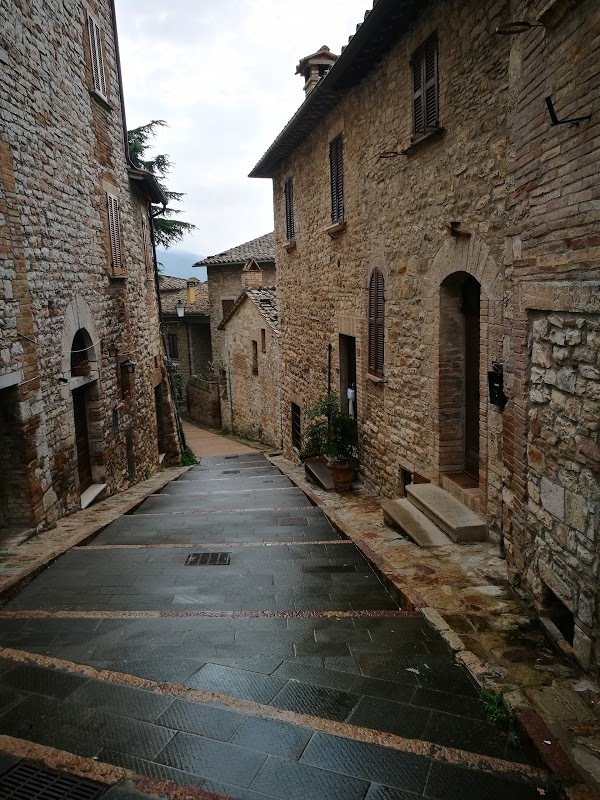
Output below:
[304,459,334,491]
[382,499,452,547]
[406,483,486,543]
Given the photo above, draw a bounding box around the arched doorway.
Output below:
[439,272,481,486]
[70,328,94,493]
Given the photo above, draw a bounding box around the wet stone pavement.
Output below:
[0,454,561,799]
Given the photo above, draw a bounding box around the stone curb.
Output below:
[272,457,590,791]
[0,467,188,605]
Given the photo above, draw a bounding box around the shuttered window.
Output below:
[222,299,235,318]
[291,403,301,450]
[329,134,344,224]
[167,333,179,360]
[368,268,385,378]
[252,340,258,375]
[141,214,153,272]
[412,34,438,138]
[87,14,107,99]
[284,177,295,242]
[107,193,124,276]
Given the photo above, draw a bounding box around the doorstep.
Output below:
[80,484,107,510]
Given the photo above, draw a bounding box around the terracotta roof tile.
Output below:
[195,232,275,267]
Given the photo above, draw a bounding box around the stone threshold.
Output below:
[80,483,107,509]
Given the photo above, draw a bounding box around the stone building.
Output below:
[218,287,281,447]
[251,0,599,673]
[159,276,211,385]
[0,0,181,537]
[194,233,276,371]
[500,0,599,672]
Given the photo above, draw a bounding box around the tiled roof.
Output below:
[194,232,275,267]
[218,286,279,332]
[159,275,209,315]
[247,287,279,331]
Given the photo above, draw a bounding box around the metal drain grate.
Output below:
[186,552,231,566]
[0,762,105,800]
[224,455,239,460]
[222,470,240,474]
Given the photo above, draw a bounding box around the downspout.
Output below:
[110,0,185,457]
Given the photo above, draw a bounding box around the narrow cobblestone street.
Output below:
[0,436,561,799]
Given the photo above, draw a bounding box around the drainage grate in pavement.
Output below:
[186,552,231,566]
[0,762,105,800]
[224,456,240,460]
[222,470,240,474]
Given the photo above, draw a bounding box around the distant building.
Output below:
[195,233,276,373]
[0,0,181,537]
[159,276,211,385]
[218,287,281,447]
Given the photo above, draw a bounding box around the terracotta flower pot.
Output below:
[326,462,355,492]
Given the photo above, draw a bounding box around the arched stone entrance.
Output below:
[439,272,481,484]
[423,235,503,514]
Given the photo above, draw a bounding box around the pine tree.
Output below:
[128,120,196,249]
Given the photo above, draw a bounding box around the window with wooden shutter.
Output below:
[107,193,124,276]
[141,214,153,272]
[87,14,107,99]
[329,134,344,224]
[252,340,258,375]
[167,333,179,360]
[412,34,438,138]
[368,268,385,378]
[284,177,295,243]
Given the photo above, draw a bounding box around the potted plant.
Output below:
[71,359,90,377]
[302,394,358,492]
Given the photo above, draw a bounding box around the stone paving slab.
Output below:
[134,488,313,514]
[163,476,294,493]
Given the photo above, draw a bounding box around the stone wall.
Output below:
[163,319,212,385]
[187,377,222,429]
[272,0,510,528]
[0,0,179,532]
[221,301,281,448]
[502,0,600,673]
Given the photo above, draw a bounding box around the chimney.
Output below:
[296,45,338,96]
[186,280,196,305]
[241,258,263,289]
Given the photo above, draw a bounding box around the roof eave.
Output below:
[127,166,168,206]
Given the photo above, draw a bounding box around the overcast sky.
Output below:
[115,0,370,275]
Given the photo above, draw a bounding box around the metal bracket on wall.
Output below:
[545,96,592,127]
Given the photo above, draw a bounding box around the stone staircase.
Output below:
[382,483,486,547]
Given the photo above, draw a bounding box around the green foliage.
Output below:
[302,394,358,465]
[482,690,520,748]
[181,446,197,466]
[219,426,232,436]
[127,120,196,249]
[172,371,184,406]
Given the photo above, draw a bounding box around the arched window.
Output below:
[368,269,385,377]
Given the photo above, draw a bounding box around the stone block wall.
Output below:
[272,0,510,527]
[221,302,281,448]
[187,377,222,429]
[163,319,212,385]
[0,0,179,532]
[502,0,600,673]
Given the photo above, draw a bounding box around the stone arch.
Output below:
[60,296,100,380]
[422,235,504,514]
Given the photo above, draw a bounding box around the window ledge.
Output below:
[283,240,297,253]
[81,483,107,509]
[109,273,127,282]
[366,373,386,384]
[89,89,113,111]
[401,126,446,156]
[324,220,347,239]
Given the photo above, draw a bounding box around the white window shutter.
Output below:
[107,193,123,275]
[88,14,107,98]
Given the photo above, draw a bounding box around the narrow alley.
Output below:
[0,433,559,799]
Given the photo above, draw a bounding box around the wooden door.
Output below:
[72,387,92,492]
[463,279,480,481]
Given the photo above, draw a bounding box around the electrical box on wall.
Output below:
[488,361,508,408]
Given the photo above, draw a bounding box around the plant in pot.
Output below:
[302,394,358,492]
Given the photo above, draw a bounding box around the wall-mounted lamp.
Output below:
[107,343,118,358]
[58,377,69,385]
[175,299,185,318]
[120,359,136,374]
[495,20,544,35]
[545,96,592,127]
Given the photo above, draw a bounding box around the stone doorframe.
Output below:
[60,296,106,490]
[422,236,503,515]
